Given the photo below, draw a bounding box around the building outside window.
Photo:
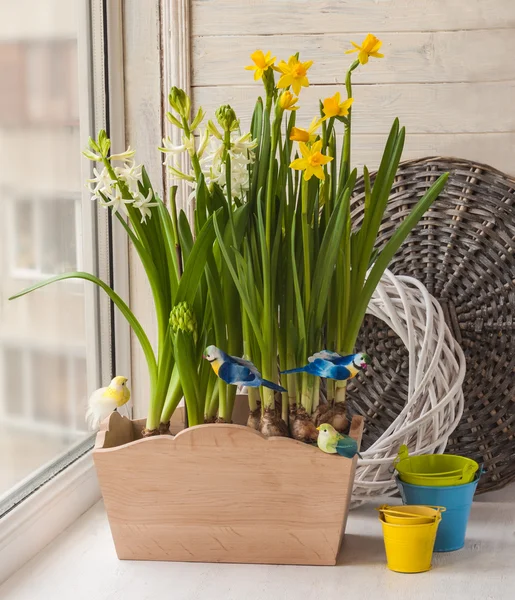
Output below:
[0,0,108,503]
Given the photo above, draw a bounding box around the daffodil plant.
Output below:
[10,34,448,441]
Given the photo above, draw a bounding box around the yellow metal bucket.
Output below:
[378,504,445,525]
[379,511,442,573]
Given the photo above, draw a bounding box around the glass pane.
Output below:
[2,348,25,417]
[40,198,78,274]
[0,1,93,500]
[13,201,37,271]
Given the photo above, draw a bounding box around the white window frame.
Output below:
[0,0,131,583]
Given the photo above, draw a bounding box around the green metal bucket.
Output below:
[394,445,479,487]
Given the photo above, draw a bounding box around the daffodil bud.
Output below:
[215,105,239,132]
[169,87,191,119]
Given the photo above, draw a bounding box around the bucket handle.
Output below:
[459,463,478,480]
[377,505,446,518]
[427,505,446,513]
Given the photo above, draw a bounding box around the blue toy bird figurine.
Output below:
[281,351,371,381]
[204,345,286,392]
[317,423,362,459]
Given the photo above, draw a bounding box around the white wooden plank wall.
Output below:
[190,0,515,174]
[123,0,164,417]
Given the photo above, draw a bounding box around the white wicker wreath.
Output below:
[352,269,466,503]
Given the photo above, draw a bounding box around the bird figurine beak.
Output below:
[202,354,207,359]
[316,426,321,431]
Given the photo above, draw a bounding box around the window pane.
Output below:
[40,198,78,274]
[2,348,24,417]
[13,201,37,271]
[0,1,94,500]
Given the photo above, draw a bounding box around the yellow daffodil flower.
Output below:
[322,92,354,120]
[290,140,333,181]
[245,50,276,80]
[290,117,322,143]
[276,55,313,96]
[345,33,384,65]
[279,90,300,111]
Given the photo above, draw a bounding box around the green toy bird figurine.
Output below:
[316,423,362,459]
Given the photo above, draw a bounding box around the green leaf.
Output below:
[307,188,350,345]
[178,210,194,263]
[175,209,223,307]
[346,172,449,347]
[290,216,306,357]
[213,213,264,350]
[353,123,405,297]
[159,365,183,424]
[155,194,180,297]
[9,272,157,385]
[173,330,201,426]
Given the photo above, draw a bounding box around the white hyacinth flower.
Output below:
[87,167,116,202]
[115,161,143,195]
[211,158,251,199]
[197,128,210,159]
[133,189,159,223]
[199,130,256,200]
[100,185,133,216]
[159,135,195,166]
[109,146,136,162]
[230,132,258,157]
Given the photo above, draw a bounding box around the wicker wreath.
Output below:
[348,157,515,495]
[351,270,466,502]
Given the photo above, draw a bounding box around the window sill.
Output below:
[0,483,514,599]
[0,451,100,584]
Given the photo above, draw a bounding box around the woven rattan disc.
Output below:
[347,157,515,493]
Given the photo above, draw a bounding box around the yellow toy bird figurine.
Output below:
[86,376,131,430]
[316,423,362,459]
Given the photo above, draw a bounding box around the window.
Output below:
[0,0,114,511]
[0,40,79,127]
[7,195,81,278]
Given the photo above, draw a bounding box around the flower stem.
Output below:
[159,365,182,424]
[300,372,315,415]
[341,60,358,187]
[248,387,260,412]
[218,380,228,420]
[301,179,311,311]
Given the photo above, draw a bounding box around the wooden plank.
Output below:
[192,0,515,36]
[123,0,163,418]
[188,131,515,179]
[346,133,515,177]
[94,416,363,564]
[192,30,515,86]
[192,82,515,134]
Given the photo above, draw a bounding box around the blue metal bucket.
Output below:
[396,473,480,552]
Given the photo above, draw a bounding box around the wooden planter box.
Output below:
[93,412,364,565]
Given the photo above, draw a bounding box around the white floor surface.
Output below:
[0,484,514,600]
